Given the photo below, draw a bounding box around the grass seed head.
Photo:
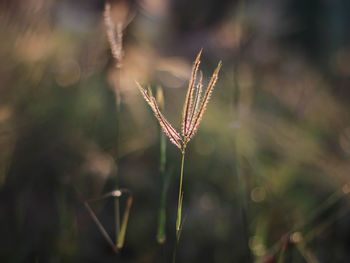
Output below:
[136,51,221,151]
[104,2,124,68]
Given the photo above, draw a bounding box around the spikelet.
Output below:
[146,87,182,144]
[151,98,182,149]
[187,71,203,134]
[136,82,182,149]
[187,61,222,140]
[136,82,152,105]
[182,49,202,137]
[104,3,123,68]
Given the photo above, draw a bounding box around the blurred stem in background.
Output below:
[104,2,131,250]
[232,57,252,262]
[231,1,253,261]
[83,189,133,252]
[156,87,169,244]
[265,186,350,262]
[232,64,251,262]
[114,67,121,246]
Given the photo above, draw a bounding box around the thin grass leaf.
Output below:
[84,189,133,252]
[117,195,133,248]
[295,242,319,263]
[84,201,118,253]
[277,236,289,263]
[176,192,184,232]
[177,212,187,242]
[182,49,202,137]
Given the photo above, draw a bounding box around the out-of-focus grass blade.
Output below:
[117,194,133,248]
[157,185,167,243]
[157,86,168,244]
[83,201,118,253]
[176,192,184,238]
[263,186,350,261]
[277,236,289,263]
[84,189,132,253]
[157,162,168,243]
[115,196,121,246]
[295,241,319,263]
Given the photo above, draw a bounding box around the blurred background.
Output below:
[1,0,350,262]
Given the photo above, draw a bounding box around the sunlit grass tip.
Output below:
[136,50,222,150]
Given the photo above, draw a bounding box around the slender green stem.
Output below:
[231,48,252,262]
[277,237,288,263]
[172,237,179,263]
[115,195,120,243]
[156,86,168,244]
[115,68,121,244]
[160,133,166,174]
[117,195,133,248]
[173,146,186,263]
[157,131,167,243]
[176,149,186,236]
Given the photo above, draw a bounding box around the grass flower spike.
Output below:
[136,50,222,151]
[104,3,123,68]
[136,83,183,149]
[136,50,221,262]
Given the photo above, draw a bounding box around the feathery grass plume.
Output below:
[188,71,203,134]
[187,61,222,140]
[136,82,182,149]
[137,50,221,149]
[151,97,183,149]
[136,50,221,262]
[182,49,202,137]
[104,2,123,68]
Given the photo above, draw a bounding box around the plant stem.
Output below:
[173,144,187,263]
[115,68,121,244]
[172,238,178,263]
[157,131,167,243]
[172,148,185,263]
[231,50,252,262]
[115,185,120,245]
[176,149,185,237]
